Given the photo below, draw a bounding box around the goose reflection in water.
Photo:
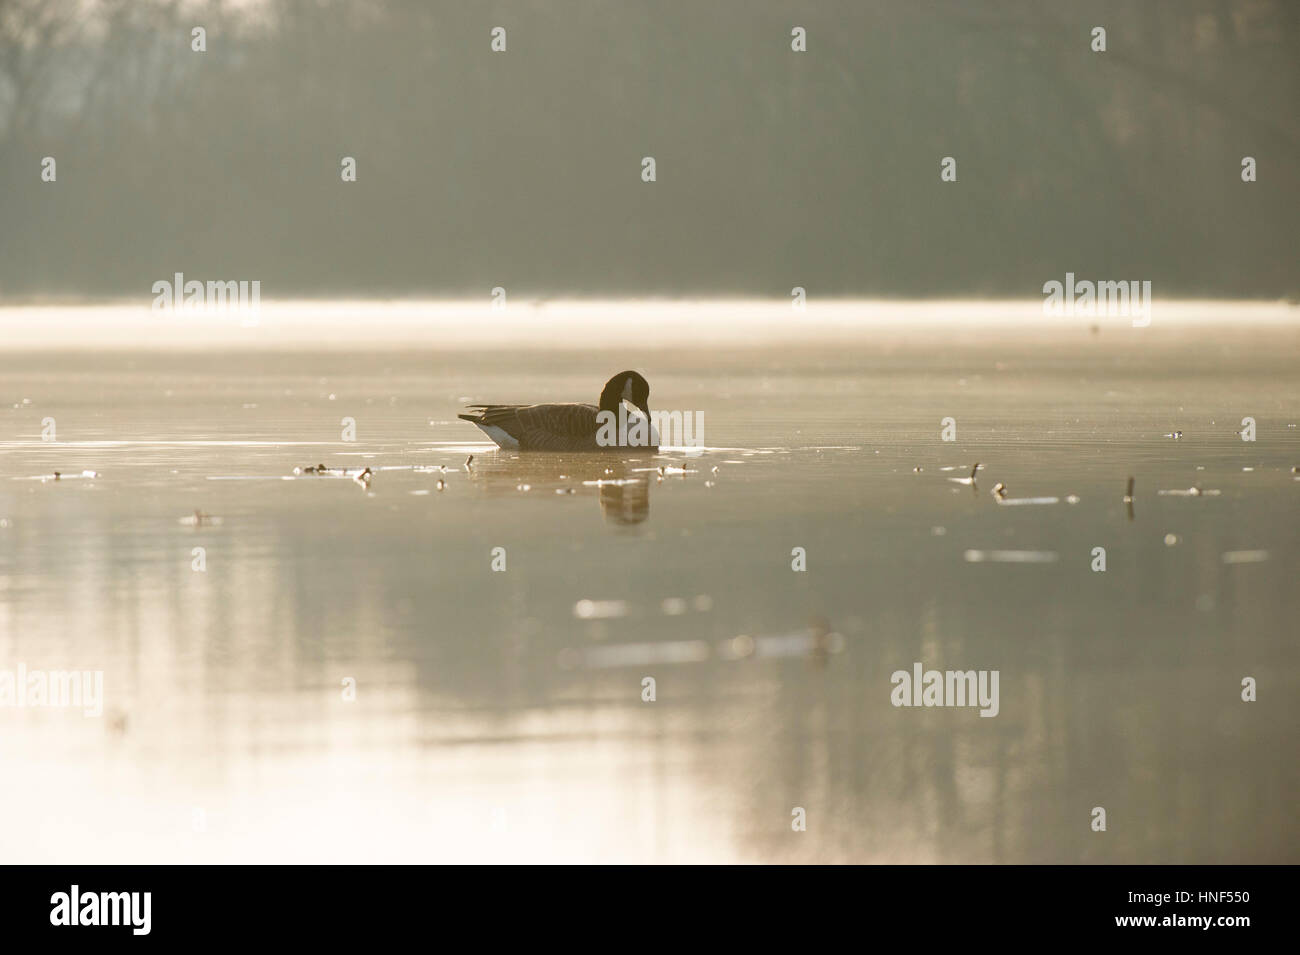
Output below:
[465,454,654,527]
[596,474,650,526]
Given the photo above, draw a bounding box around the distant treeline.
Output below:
[1,0,1296,300]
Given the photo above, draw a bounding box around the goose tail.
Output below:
[458,412,520,449]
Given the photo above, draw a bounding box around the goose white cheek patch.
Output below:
[622,402,660,446]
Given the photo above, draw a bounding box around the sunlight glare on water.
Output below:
[0,302,1297,862]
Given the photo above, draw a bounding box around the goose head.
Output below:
[599,370,651,420]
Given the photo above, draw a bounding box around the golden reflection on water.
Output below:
[1,315,1298,862]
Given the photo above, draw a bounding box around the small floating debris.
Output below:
[730,628,844,661]
[28,469,100,482]
[947,462,981,486]
[515,483,531,492]
[561,623,844,670]
[1164,533,1180,546]
[560,639,710,670]
[573,598,628,620]
[964,549,1058,563]
[931,526,947,536]
[1065,494,1080,504]
[178,510,222,527]
[661,597,688,616]
[554,488,575,495]
[1164,431,1184,439]
[1222,550,1269,564]
[293,463,378,484]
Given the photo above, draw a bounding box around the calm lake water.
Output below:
[1,305,1297,862]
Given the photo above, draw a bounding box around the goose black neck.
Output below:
[598,380,623,414]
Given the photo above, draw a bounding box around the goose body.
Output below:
[459,371,659,452]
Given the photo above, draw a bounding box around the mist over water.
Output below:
[1,0,1297,300]
[1,305,1295,862]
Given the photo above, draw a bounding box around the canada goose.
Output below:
[459,370,659,451]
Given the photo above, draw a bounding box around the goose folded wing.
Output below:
[465,402,600,449]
